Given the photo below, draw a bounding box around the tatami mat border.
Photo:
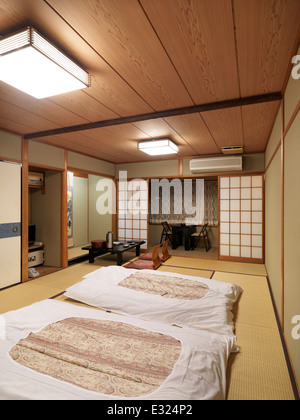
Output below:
[162,263,268,278]
[50,291,65,300]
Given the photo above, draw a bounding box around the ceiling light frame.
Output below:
[138,138,179,156]
[0,27,90,98]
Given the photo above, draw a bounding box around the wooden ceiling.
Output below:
[0,0,299,164]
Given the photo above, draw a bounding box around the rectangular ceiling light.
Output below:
[0,27,90,99]
[138,138,178,156]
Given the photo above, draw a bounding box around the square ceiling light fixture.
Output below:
[138,138,179,156]
[0,27,90,99]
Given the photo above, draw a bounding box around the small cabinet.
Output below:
[28,244,45,267]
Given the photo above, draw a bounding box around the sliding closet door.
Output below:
[219,174,264,263]
[0,161,21,289]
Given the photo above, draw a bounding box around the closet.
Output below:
[0,161,22,289]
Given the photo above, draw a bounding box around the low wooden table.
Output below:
[82,241,146,265]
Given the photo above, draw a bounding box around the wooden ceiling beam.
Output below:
[24,92,282,140]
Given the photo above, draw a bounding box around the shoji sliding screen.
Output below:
[219,174,264,263]
[118,178,148,250]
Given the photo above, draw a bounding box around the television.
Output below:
[28,225,36,245]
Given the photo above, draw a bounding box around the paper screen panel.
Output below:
[118,179,148,250]
[219,175,263,262]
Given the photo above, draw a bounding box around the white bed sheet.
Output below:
[64,266,243,337]
[0,299,234,400]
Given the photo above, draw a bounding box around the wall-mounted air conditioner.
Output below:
[189,156,243,174]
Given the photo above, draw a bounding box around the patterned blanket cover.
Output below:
[10,317,182,398]
[119,272,209,300]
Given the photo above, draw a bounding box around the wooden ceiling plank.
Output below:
[33,135,122,163]
[234,0,300,96]
[36,123,151,163]
[0,0,298,164]
[140,0,240,103]
[0,117,34,136]
[46,0,194,111]
[0,83,92,128]
[32,120,199,163]
[242,100,281,153]
[48,91,120,123]
[201,107,244,150]
[0,98,62,133]
[0,0,154,118]
[165,113,220,156]
[132,118,197,156]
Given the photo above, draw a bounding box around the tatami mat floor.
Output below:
[0,254,297,400]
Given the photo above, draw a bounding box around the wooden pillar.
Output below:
[21,138,29,282]
[280,100,285,331]
[61,150,68,268]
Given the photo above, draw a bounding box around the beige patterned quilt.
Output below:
[10,317,182,398]
[119,272,209,300]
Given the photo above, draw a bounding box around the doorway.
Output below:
[67,171,114,262]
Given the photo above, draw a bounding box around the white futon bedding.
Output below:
[0,300,235,400]
[64,266,243,337]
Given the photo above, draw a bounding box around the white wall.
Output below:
[265,45,300,392]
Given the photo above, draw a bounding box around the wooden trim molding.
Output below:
[283,99,300,137]
[178,159,183,177]
[280,100,285,332]
[61,151,68,268]
[265,139,281,172]
[21,138,29,282]
[67,166,115,180]
[0,156,21,164]
[265,101,299,173]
